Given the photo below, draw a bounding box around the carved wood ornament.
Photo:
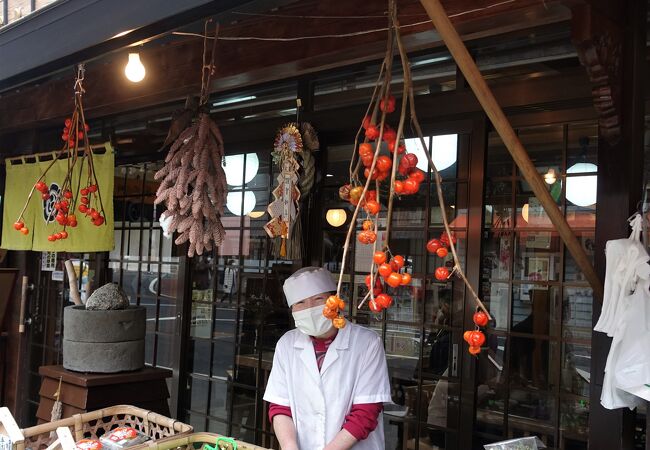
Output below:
[571,4,622,144]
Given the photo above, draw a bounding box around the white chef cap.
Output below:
[283,266,337,307]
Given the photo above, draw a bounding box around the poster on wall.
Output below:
[1,144,115,252]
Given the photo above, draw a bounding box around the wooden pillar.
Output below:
[574,0,647,448]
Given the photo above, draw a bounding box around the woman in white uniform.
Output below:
[264,266,392,450]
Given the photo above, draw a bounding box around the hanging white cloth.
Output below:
[613,278,650,403]
[595,214,648,336]
[597,213,650,409]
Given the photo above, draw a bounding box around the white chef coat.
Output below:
[263,322,392,450]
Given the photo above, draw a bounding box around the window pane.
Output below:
[209,380,229,419]
[385,275,424,324]
[155,333,174,368]
[430,182,467,228]
[567,123,598,167]
[421,326,456,379]
[511,285,560,337]
[188,338,211,376]
[212,337,235,379]
[561,341,590,397]
[485,180,512,228]
[188,377,209,414]
[560,395,589,446]
[509,390,556,443]
[486,132,511,178]
[509,337,558,391]
[481,232,512,282]
[514,232,561,281]
[424,282,453,328]
[476,335,507,436]
[518,125,564,178]
[480,282,509,331]
[231,386,257,435]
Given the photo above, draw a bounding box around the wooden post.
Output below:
[417,0,603,299]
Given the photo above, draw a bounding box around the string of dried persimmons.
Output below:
[322,1,492,356]
[12,64,107,242]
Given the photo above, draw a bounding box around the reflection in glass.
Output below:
[561,341,590,397]
[560,396,589,446]
[514,232,560,281]
[231,386,257,439]
[430,183,465,227]
[509,337,558,391]
[511,285,560,337]
[155,333,174,368]
[475,337,506,436]
[188,339,211,375]
[480,282,508,331]
[188,376,209,414]
[562,287,593,342]
[209,380,229,419]
[424,283,454,328]
[484,180,513,228]
[509,389,556,430]
[481,233,511,282]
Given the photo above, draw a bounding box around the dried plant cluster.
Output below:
[155,112,227,257]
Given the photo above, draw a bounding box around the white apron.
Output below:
[263,323,392,450]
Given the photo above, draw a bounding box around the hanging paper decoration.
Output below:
[1,65,114,252]
[265,123,303,257]
[326,1,492,345]
[270,122,318,260]
[154,20,227,257]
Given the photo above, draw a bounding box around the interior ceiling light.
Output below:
[249,210,265,219]
[213,95,257,107]
[124,53,145,83]
[326,209,347,227]
[226,191,256,216]
[521,203,529,223]
[405,134,458,172]
[223,153,259,186]
[566,162,598,207]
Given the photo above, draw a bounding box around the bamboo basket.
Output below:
[16,405,192,450]
[147,432,270,450]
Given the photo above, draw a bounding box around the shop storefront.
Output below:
[1,1,648,449]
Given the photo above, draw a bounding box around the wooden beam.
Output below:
[417,0,603,299]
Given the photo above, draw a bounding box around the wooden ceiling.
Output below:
[0,0,572,135]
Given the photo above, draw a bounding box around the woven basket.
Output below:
[17,405,192,450]
[148,432,270,450]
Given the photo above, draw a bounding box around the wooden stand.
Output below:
[36,365,171,423]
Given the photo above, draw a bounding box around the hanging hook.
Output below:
[74,63,86,95]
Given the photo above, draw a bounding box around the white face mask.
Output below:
[292,305,333,337]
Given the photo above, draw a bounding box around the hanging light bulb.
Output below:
[124,53,146,82]
[326,209,347,227]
